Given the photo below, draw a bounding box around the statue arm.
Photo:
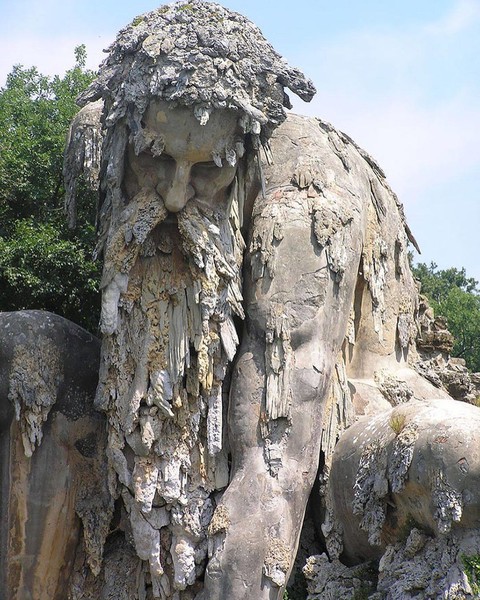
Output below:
[203,176,366,599]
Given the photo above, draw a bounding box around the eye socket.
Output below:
[139,149,174,163]
[194,161,218,169]
[157,153,174,162]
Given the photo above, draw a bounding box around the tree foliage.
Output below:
[413,262,480,372]
[0,47,100,332]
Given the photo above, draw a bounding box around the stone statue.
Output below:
[3,1,480,599]
[0,310,111,599]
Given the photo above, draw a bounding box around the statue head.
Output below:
[67,1,315,235]
[125,98,242,213]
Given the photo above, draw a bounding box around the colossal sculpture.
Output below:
[3,1,480,599]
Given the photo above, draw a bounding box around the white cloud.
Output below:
[425,0,480,35]
[291,0,480,205]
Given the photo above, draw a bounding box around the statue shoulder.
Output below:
[268,112,386,186]
[265,113,366,195]
[265,114,419,251]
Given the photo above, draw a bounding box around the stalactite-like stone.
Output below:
[8,336,62,456]
[265,310,292,421]
[0,311,113,599]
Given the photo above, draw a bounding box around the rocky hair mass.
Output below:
[78,0,316,144]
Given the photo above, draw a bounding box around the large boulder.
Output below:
[0,310,112,600]
[328,398,480,564]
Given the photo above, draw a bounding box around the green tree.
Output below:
[0,47,101,332]
[413,262,480,372]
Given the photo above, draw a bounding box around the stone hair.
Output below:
[78,0,316,145]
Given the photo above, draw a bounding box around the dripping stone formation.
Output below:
[2,2,480,599]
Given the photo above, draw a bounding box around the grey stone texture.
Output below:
[0,311,111,599]
[3,2,480,599]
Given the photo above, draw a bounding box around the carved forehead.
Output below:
[133,99,244,166]
[144,100,240,155]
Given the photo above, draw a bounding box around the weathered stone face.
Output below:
[125,99,241,214]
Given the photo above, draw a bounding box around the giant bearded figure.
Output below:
[63,2,480,599]
[65,4,320,596]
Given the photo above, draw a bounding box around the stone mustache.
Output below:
[2,2,480,599]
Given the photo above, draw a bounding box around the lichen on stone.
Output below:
[208,504,230,536]
[387,420,418,493]
[353,438,389,546]
[263,537,291,588]
[432,469,464,534]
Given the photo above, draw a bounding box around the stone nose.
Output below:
[163,162,195,212]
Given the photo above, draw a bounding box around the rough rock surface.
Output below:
[417,354,480,404]
[0,311,112,600]
[5,2,480,599]
[304,528,480,599]
[328,399,480,561]
[414,294,480,404]
[303,397,480,600]
[303,553,376,599]
[373,528,480,599]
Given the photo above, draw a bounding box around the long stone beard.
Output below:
[96,191,244,598]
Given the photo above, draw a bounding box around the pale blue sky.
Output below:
[1,0,479,282]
